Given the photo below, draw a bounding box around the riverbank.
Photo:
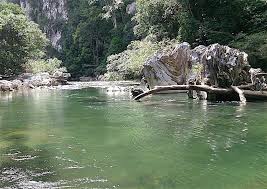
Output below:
[0,80,141,96]
[0,71,71,92]
[65,81,140,89]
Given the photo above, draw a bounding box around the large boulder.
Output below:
[143,42,191,88]
[18,71,71,88]
[0,80,23,91]
[0,69,71,92]
[28,72,51,87]
[17,73,34,80]
[0,80,14,91]
[52,69,71,85]
[11,80,23,90]
[143,43,251,89]
[53,70,71,79]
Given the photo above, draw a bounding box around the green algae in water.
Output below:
[0,88,267,188]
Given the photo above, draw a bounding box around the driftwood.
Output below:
[243,90,267,101]
[236,84,254,90]
[134,85,267,102]
[134,85,230,100]
[231,86,246,104]
[255,73,267,77]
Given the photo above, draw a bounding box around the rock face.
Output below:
[143,42,191,88]
[143,42,251,89]
[9,0,68,50]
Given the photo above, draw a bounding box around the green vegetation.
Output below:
[133,0,267,63]
[60,0,135,79]
[59,0,267,80]
[25,58,64,74]
[1,0,267,79]
[0,2,67,77]
[105,36,178,80]
[0,3,47,76]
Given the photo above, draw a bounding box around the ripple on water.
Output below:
[0,168,57,188]
[0,166,111,189]
[3,149,39,162]
[1,89,267,189]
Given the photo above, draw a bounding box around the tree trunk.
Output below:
[134,85,267,102]
[231,86,246,104]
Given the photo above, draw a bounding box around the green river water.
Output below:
[0,85,267,189]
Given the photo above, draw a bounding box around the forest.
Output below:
[60,0,267,80]
[0,0,267,80]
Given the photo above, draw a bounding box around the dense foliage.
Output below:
[0,3,48,76]
[60,0,135,79]
[59,0,267,80]
[2,0,267,79]
[133,0,267,70]
[105,36,178,80]
[25,58,64,74]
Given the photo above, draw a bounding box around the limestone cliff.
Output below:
[9,0,68,50]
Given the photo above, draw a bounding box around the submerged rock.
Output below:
[106,86,130,93]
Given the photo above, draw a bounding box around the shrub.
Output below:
[25,58,64,74]
[105,36,178,80]
[231,31,267,71]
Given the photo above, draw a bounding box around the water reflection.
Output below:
[0,90,66,188]
[0,89,266,188]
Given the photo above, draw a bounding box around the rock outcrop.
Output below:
[0,70,71,92]
[9,0,68,50]
[143,42,252,89]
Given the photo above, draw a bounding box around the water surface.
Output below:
[0,87,267,189]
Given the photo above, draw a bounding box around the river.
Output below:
[0,84,267,189]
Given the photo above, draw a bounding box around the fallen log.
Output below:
[133,85,189,100]
[237,84,254,90]
[134,85,267,101]
[243,90,267,101]
[231,86,246,104]
[255,73,267,77]
[134,85,232,101]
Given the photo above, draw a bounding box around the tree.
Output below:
[61,0,135,78]
[105,0,267,79]
[134,0,182,40]
[102,0,124,29]
[132,0,267,70]
[0,3,48,76]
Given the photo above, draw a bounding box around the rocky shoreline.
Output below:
[0,73,141,94]
[137,42,267,101]
[0,70,71,92]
